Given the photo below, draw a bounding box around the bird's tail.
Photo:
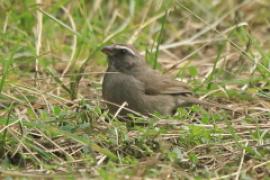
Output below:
[176,96,233,111]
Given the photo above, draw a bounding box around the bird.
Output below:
[101,44,229,117]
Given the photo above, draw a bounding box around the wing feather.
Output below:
[134,69,192,95]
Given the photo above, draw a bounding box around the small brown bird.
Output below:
[101,44,227,117]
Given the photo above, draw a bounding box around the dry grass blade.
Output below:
[235,141,248,180]
[34,0,43,87]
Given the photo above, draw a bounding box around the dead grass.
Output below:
[0,0,270,179]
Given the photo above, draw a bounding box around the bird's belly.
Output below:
[102,73,139,114]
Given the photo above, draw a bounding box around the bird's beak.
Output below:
[101,46,114,56]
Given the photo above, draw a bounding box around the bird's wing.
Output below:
[135,70,192,95]
[157,78,192,95]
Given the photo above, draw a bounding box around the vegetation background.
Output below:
[0,0,270,179]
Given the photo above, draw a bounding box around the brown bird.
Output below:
[101,44,228,117]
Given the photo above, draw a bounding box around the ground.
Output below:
[0,0,270,179]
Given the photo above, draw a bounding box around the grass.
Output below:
[1,0,270,179]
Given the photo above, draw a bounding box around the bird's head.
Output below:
[101,44,145,73]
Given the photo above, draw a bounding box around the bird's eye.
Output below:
[120,49,127,54]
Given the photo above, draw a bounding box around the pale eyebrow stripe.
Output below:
[114,45,136,56]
